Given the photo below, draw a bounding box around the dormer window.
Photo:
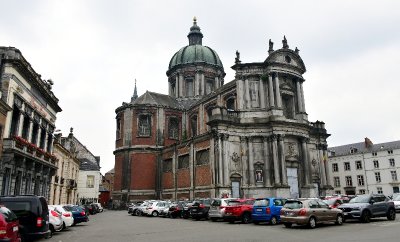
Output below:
[350,147,358,154]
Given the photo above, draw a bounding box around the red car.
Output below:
[0,205,21,242]
[323,197,350,209]
[223,199,255,224]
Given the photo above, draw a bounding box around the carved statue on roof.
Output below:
[269,39,274,52]
[282,35,289,49]
[235,50,241,64]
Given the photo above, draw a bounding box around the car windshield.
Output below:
[393,194,400,201]
[283,201,303,209]
[211,199,221,206]
[228,201,243,206]
[349,195,370,203]
[254,199,269,206]
[323,199,336,205]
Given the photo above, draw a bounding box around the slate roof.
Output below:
[133,91,183,109]
[79,158,100,171]
[328,140,400,157]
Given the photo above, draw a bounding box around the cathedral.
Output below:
[113,18,331,203]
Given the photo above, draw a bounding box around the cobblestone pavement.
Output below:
[41,210,400,242]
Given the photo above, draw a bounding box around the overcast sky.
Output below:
[1,0,400,174]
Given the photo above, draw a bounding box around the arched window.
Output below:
[226,98,235,111]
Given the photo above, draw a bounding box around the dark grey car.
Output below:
[338,194,396,223]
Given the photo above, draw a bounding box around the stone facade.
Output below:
[113,20,331,204]
[49,135,80,205]
[0,47,62,199]
[328,138,400,196]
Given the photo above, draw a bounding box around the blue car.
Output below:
[252,198,286,225]
[63,205,89,225]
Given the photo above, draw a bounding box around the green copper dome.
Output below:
[167,17,224,72]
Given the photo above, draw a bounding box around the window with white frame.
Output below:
[391,171,398,181]
[86,175,94,188]
[344,162,351,171]
[375,172,381,183]
[359,189,366,194]
[356,160,363,170]
[377,187,383,194]
[334,177,340,187]
[345,176,353,186]
[373,160,379,168]
[389,158,395,167]
[332,163,338,172]
[138,114,151,136]
[357,175,365,186]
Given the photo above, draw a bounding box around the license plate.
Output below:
[13,226,18,232]
[256,208,262,212]
[192,209,197,212]
[343,212,348,216]
[286,212,294,216]
[227,213,232,215]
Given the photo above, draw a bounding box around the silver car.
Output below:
[208,198,236,221]
[143,201,169,217]
[48,208,63,234]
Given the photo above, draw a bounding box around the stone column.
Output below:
[301,138,311,185]
[27,120,33,143]
[215,76,219,90]
[36,126,42,147]
[259,78,265,109]
[248,137,255,185]
[43,131,49,152]
[262,137,271,186]
[218,134,223,186]
[245,79,251,109]
[279,135,288,185]
[237,79,245,109]
[223,134,230,186]
[274,73,282,108]
[17,113,25,137]
[271,135,280,185]
[240,137,248,186]
[323,146,331,186]
[195,72,199,96]
[319,145,327,187]
[200,73,205,96]
[296,80,303,113]
[300,82,306,113]
[169,82,172,96]
[268,74,275,108]
[179,74,184,97]
[175,76,179,97]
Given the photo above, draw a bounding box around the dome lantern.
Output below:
[187,16,203,45]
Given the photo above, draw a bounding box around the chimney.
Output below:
[365,137,373,148]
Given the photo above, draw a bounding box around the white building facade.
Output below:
[327,138,400,196]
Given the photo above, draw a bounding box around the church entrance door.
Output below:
[231,181,240,198]
[287,168,299,198]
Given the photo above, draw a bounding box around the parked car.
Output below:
[168,201,186,218]
[48,209,63,235]
[190,199,212,220]
[0,195,50,240]
[63,205,89,225]
[143,201,169,217]
[93,203,104,212]
[224,199,255,224]
[323,197,349,209]
[181,201,193,219]
[252,198,286,225]
[128,202,143,216]
[0,205,21,242]
[280,198,344,229]
[338,194,396,223]
[48,205,74,229]
[208,198,236,222]
[392,194,400,212]
[159,202,171,217]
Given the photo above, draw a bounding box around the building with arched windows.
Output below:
[113,19,331,203]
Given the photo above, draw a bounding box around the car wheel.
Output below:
[284,222,292,228]
[387,208,396,221]
[335,214,343,225]
[242,213,251,224]
[361,210,371,223]
[308,217,316,229]
[62,222,66,230]
[270,216,278,225]
[151,211,159,217]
